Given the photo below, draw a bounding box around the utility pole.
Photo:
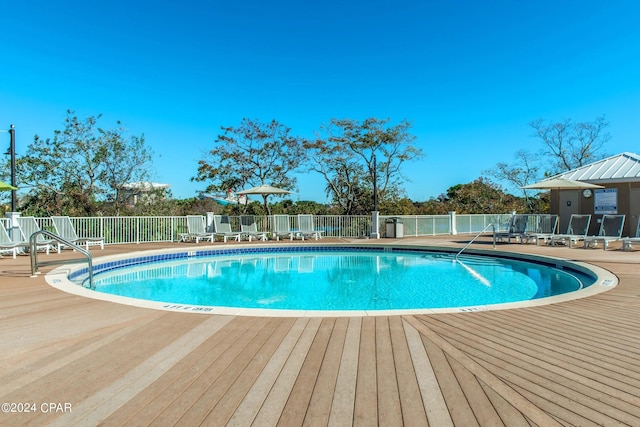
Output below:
[9,124,16,212]
[370,153,380,239]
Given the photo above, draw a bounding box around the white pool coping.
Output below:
[44,243,619,317]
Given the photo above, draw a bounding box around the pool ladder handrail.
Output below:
[29,230,94,288]
[455,223,496,260]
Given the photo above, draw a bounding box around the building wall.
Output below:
[551,182,640,237]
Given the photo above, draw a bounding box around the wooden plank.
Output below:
[226,318,310,427]
[302,317,349,427]
[388,316,428,427]
[447,354,504,426]
[277,317,335,426]
[183,318,292,425]
[251,317,321,426]
[155,317,277,426]
[353,316,377,426]
[375,316,403,426]
[403,318,453,427]
[404,316,562,427]
[328,317,361,426]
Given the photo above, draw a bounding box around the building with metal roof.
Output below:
[558,152,640,183]
[549,152,640,237]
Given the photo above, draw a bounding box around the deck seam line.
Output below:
[403,315,562,427]
[48,315,232,426]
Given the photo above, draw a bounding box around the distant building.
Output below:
[548,152,640,236]
[120,181,170,206]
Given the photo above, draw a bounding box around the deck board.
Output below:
[2,238,640,426]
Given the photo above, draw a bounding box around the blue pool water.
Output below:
[89,248,596,311]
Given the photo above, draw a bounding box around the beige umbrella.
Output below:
[238,184,292,217]
[522,177,604,190]
[522,178,604,221]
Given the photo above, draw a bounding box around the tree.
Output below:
[17,111,153,216]
[304,118,422,215]
[530,116,610,175]
[441,178,528,214]
[193,118,307,215]
[484,150,540,212]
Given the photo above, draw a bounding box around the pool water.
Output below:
[91,250,594,311]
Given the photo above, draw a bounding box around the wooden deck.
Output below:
[1,236,639,426]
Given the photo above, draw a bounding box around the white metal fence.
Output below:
[0,212,522,246]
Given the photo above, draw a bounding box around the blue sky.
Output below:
[2,1,639,203]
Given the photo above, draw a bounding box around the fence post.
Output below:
[449,211,457,235]
[370,211,380,239]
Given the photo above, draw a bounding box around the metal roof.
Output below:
[555,152,640,183]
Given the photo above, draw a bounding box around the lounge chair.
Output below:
[273,215,296,241]
[297,214,324,240]
[584,214,625,250]
[0,222,29,258]
[16,216,56,254]
[550,214,592,248]
[523,214,559,245]
[180,215,215,243]
[494,214,528,243]
[621,220,640,251]
[52,216,104,250]
[240,215,269,241]
[213,215,242,242]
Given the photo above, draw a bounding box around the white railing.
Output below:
[14,212,525,246]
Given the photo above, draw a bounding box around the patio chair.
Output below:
[181,215,215,243]
[621,220,640,251]
[523,214,559,245]
[494,214,528,243]
[297,214,324,240]
[584,214,625,250]
[273,214,296,241]
[240,215,269,241]
[52,216,104,250]
[550,214,592,248]
[0,221,30,258]
[16,216,56,254]
[213,215,242,242]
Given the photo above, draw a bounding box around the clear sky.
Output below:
[2,1,639,203]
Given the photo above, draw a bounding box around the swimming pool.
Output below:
[48,244,615,316]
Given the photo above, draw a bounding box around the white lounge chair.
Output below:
[0,222,29,258]
[297,214,324,240]
[273,215,296,241]
[16,216,56,254]
[550,214,592,248]
[213,215,242,242]
[240,215,269,241]
[494,214,529,243]
[181,215,215,243]
[52,216,104,250]
[622,220,640,251]
[584,214,625,250]
[523,214,559,245]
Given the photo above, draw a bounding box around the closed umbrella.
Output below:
[0,181,17,191]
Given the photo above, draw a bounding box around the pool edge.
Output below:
[44,242,619,317]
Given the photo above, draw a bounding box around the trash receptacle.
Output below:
[385,217,404,238]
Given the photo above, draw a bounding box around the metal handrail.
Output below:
[30,230,93,288]
[455,223,496,260]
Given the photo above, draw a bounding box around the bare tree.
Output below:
[530,116,610,174]
[485,150,540,211]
